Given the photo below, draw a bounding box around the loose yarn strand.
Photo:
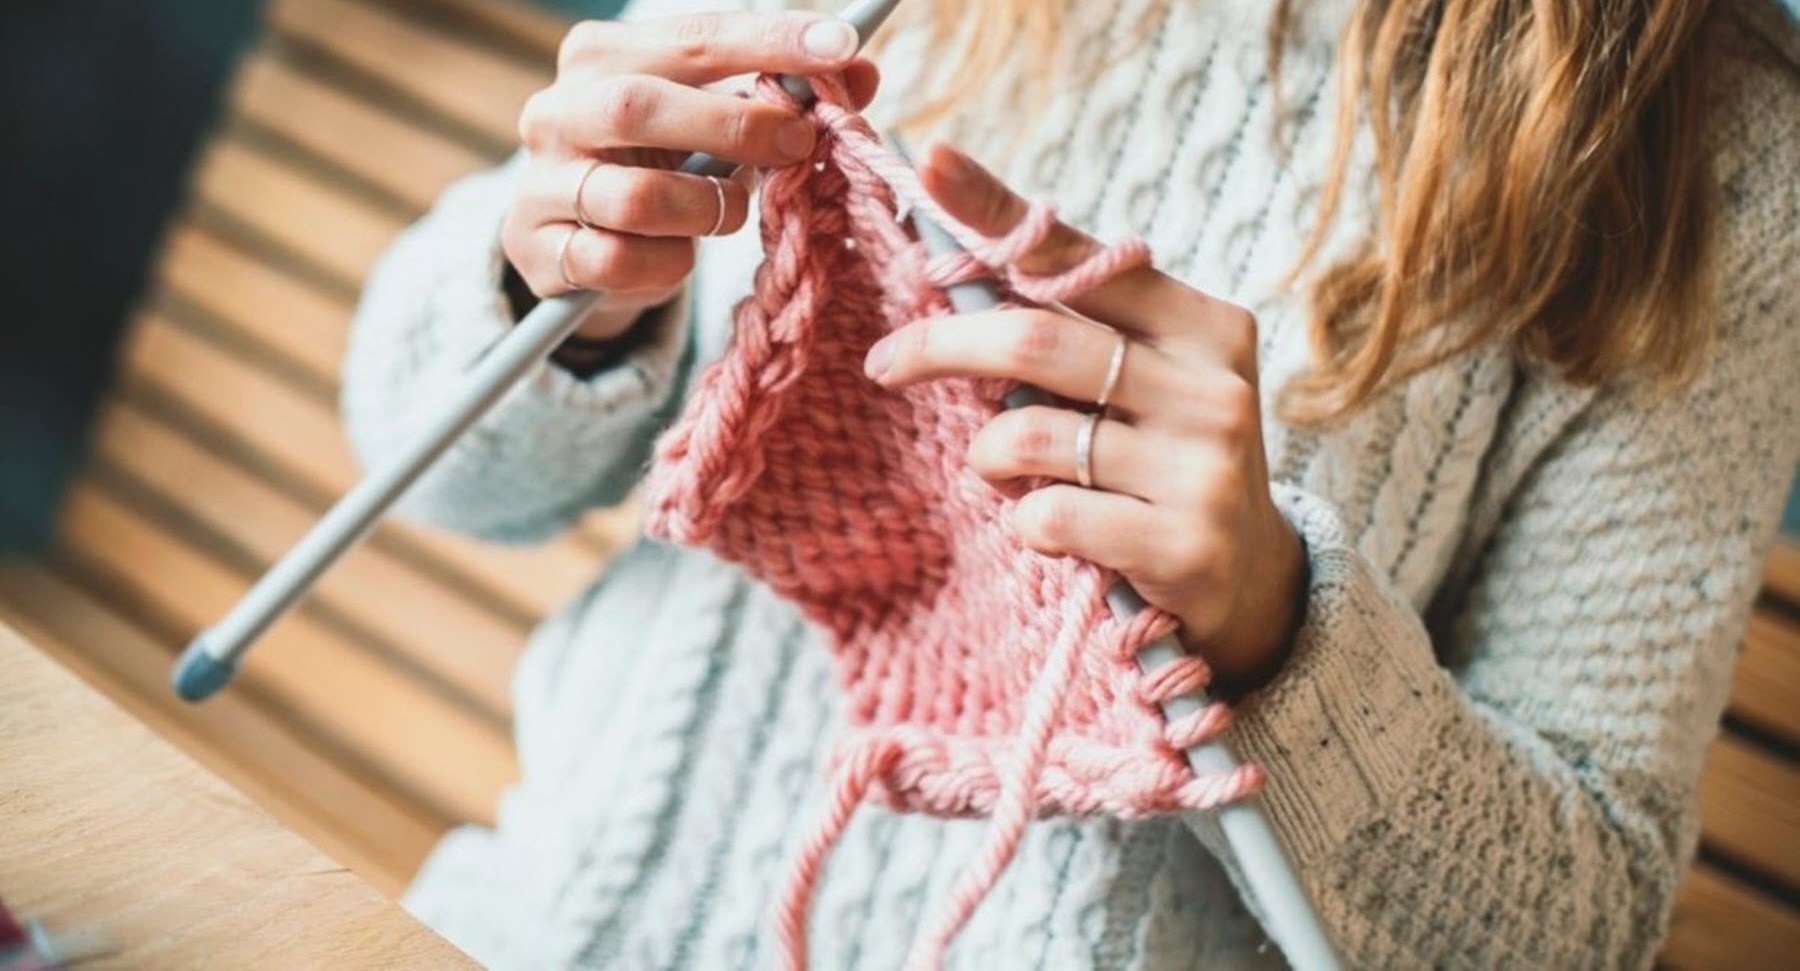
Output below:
[903,570,1108,970]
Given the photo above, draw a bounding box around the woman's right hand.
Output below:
[504,12,881,339]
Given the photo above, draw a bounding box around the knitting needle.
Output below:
[171,0,906,702]
[895,140,1343,971]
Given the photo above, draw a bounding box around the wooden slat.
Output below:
[410,0,569,57]
[232,54,493,212]
[158,225,349,386]
[0,564,441,895]
[192,137,405,286]
[131,315,356,486]
[1663,865,1800,969]
[1696,734,1800,888]
[122,313,604,618]
[93,404,524,719]
[1768,538,1800,608]
[270,0,547,146]
[1734,609,1800,745]
[54,482,517,825]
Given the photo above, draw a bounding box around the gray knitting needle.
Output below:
[172,0,905,702]
[895,138,1342,971]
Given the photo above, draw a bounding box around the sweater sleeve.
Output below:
[1188,23,1800,968]
[340,154,694,544]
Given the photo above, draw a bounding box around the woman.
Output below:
[343,0,1799,966]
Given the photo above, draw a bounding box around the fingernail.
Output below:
[803,19,857,60]
[863,336,895,380]
[777,119,816,161]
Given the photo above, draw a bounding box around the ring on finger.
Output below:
[557,225,584,291]
[1094,331,1128,411]
[703,175,728,237]
[574,160,604,231]
[1074,411,1102,489]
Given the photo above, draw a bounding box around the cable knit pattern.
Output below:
[341,0,1800,967]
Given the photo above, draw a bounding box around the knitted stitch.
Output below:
[642,76,1261,969]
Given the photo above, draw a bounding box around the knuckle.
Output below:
[721,183,752,231]
[1008,409,1061,466]
[1167,530,1222,582]
[499,210,530,262]
[1203,464,1248,516]
[1175,447,1243,513]
[610,173,665,228]
[1024,490,1077,545]
[1210,298,1259,372]
[1008,313,1065,369]
[557,20,610,72]
[581,231,630,285]
[672,13,723,61]
[594,76,656,134]
[1211,376,1259,441]
[648,242,697,288]
[720,105,759,156]
[517,88,558,148]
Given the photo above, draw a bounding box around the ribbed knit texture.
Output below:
[340,0,1800,967]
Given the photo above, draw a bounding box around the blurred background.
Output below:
[0,0,1793,966]
[0,0,630,893]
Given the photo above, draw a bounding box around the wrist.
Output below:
[500,257,666,340]
[1192,510,1308,699]
[547,299,672,379]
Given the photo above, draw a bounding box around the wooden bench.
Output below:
[0,0,1792,963]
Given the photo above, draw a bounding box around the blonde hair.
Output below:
[884,0,1721,424]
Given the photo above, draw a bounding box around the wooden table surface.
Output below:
[0,622,473,968]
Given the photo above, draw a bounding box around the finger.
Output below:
[528,162,751,238]
[1010,484,1165,576]
[867,309,1182,421]
[919,142,1256,372]
[559,12,860,86]
[969,407,1173,502]
[524,75,817,167]
[515,223,696,297]
[842,58,881,109]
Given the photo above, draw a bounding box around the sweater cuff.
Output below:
[1224,483,1453,865]
[419,160,691,434]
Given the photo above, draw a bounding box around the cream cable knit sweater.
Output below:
[342,0,1800,967]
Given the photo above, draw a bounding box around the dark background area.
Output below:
[1,0,266,549]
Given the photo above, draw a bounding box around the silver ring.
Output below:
[574,160,604,230]
[703,175,728,237]
[557,225,583,291]
[1075,412,1101,489]
[1095,332,1128,411]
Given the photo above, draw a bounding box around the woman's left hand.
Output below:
[863,142,1307,694]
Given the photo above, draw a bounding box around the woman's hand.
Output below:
[866,144,1307,693]
[505,12,880,338]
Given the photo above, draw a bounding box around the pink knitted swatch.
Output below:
[643,76,1263,970]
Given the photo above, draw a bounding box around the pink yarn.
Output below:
[643,75,1264,970]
